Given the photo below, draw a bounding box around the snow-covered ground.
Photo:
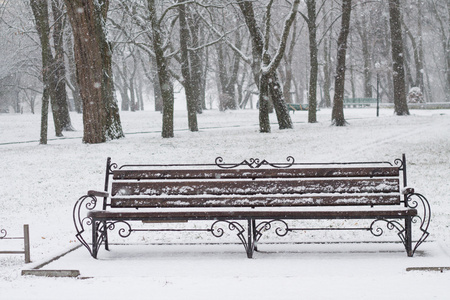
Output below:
[1,107,449,299]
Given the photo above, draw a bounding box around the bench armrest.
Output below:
[87,190,109,198]
[401,187,415,195]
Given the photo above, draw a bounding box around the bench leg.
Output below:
[103,221,109,251]
[252,219,258,252]
[405,216,413,257]
[247,219,254,258]
[92,220,99,258]
[211,220,253,258]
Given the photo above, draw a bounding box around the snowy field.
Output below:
[1,107,449,299]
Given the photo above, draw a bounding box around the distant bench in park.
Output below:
[74,155,430,259]
[344,98,377,108]
[286,103,309,112]
[0,224,31,263]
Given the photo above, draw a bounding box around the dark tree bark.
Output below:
[30,0,63,142]
[186,10,205,113]
[388,0,409,115]
[305,0,318,123]
[50,0,74,131]
[65,0,124,143]
[148,0,174,138]
[332,0,352,126]
[178,0,198,131]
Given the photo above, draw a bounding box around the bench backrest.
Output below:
[102,157,405,210]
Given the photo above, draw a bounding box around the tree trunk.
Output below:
[65,0,124,143]
[383,17,395,103]
[51,0,74,131]
[39,85,50,144]
[148,0,174,138]
[136,77,144,111]
[65,26,82,113]
[259,72,271,133]
[322,5,332,108]
[150,59,163,112]
[30,0,63,140]
[129,78,136,111]
[215,29,241,112]
[355,11,373,98]
[306,0,318,123]
[281,19,297,104]
[388,0,409,115]
[332,0,352,126]
[416,0,427,100]
[187,11,204,113]
[121,90,130,111]
[119,59,130,111]
[178,0,198,131]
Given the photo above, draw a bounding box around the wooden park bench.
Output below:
[286,103,309,113]
[344,98,377,108]
[73,155,430,259]
[0,224,31,263]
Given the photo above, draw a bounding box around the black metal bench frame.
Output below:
[73,155,430,259]
[0,224,31,263]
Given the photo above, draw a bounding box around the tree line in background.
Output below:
[0,0,448,143]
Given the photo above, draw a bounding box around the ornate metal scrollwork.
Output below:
[109,162,118,173]
[0,228,6,239]
[105,221,133,238]
[89,220,133,257]
[210,220,251,256]
[73,194,98,256]
[393,158,404,169]
[369,219,407,244]
[369,190,431,256]
[406,192,431,254]
[215,156,295,169]
[254,220,290,244]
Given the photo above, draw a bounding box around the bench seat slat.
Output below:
[111,178,400,196]
[88,208,417,221]
[113,167,399,180]
[110,195,401,208]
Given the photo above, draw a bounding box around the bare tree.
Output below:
[178,0,198,131]
[30,0,63,143]
[331,0,352,126]
[147,0,174,138]
[303,0,319,123]
[388,0,409,115]
[237,0,297,133]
